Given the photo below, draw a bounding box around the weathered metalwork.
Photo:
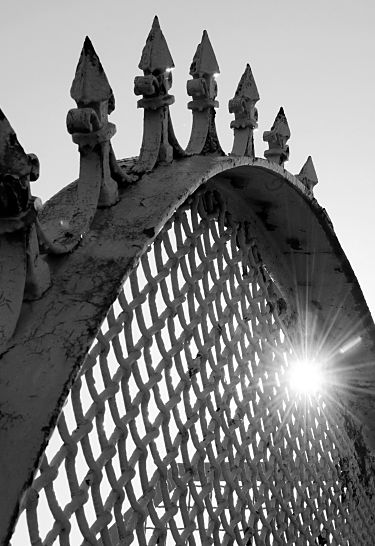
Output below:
[296,155,319,195]
[0,36,132,351]
[229,64,259,158]
[134,16,185,174]
[0,109,50,349]
[1,15,375,546]
[12,188,375,544]
[263,107,290,166]
[44,36,123,254]
[186,31,223,156]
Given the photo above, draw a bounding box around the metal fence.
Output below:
[12,188,375,545]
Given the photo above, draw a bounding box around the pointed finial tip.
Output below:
[71,36,113,105]
[0,110,34,177]
[273,107,289,129]
[0,108,14,135]
[298,155,318,190]
[82,36,95,55]
[277,106,286,121]
[139,15,174,73]
[190,29,219,76]
[233,63,259,102]
[151,15,161,32]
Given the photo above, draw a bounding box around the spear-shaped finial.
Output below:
[189,30,219,77]
[70,37,131,187]
[70,36,114,110]
[67,36,119,210]
[229,63,260,157]
[134,16,184,173]
[263,107,290,166]
[296,156,318,193]
[138,15,175,74]
[37,38,133,256]
[185,31,223,155]
[0,109,50,348]
[0,110,38,181]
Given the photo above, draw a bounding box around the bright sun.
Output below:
[288,359,324,395]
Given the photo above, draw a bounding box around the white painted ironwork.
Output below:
[13,188,375,545]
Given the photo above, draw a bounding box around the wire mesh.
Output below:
[12,188,375,545]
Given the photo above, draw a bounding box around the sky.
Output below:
[1,0,375,316]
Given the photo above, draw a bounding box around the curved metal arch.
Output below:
[1,154,375,543]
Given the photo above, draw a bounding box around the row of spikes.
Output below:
[71,15,319,187]
[0,16,319,250]
[0,15,318,344]
[0,16,319,223]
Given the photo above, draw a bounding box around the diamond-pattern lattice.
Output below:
[13,189,375,545]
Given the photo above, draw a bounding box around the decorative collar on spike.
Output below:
[187,31,219,111]
[297,156,318,193]
[263,107,290,165]
[135,16,175,110]
[229,63,260,157]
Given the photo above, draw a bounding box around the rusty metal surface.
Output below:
[1,155,375,543]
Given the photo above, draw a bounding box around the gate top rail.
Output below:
[1,15,375,545]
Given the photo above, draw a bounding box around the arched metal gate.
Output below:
[1,17,375,546]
